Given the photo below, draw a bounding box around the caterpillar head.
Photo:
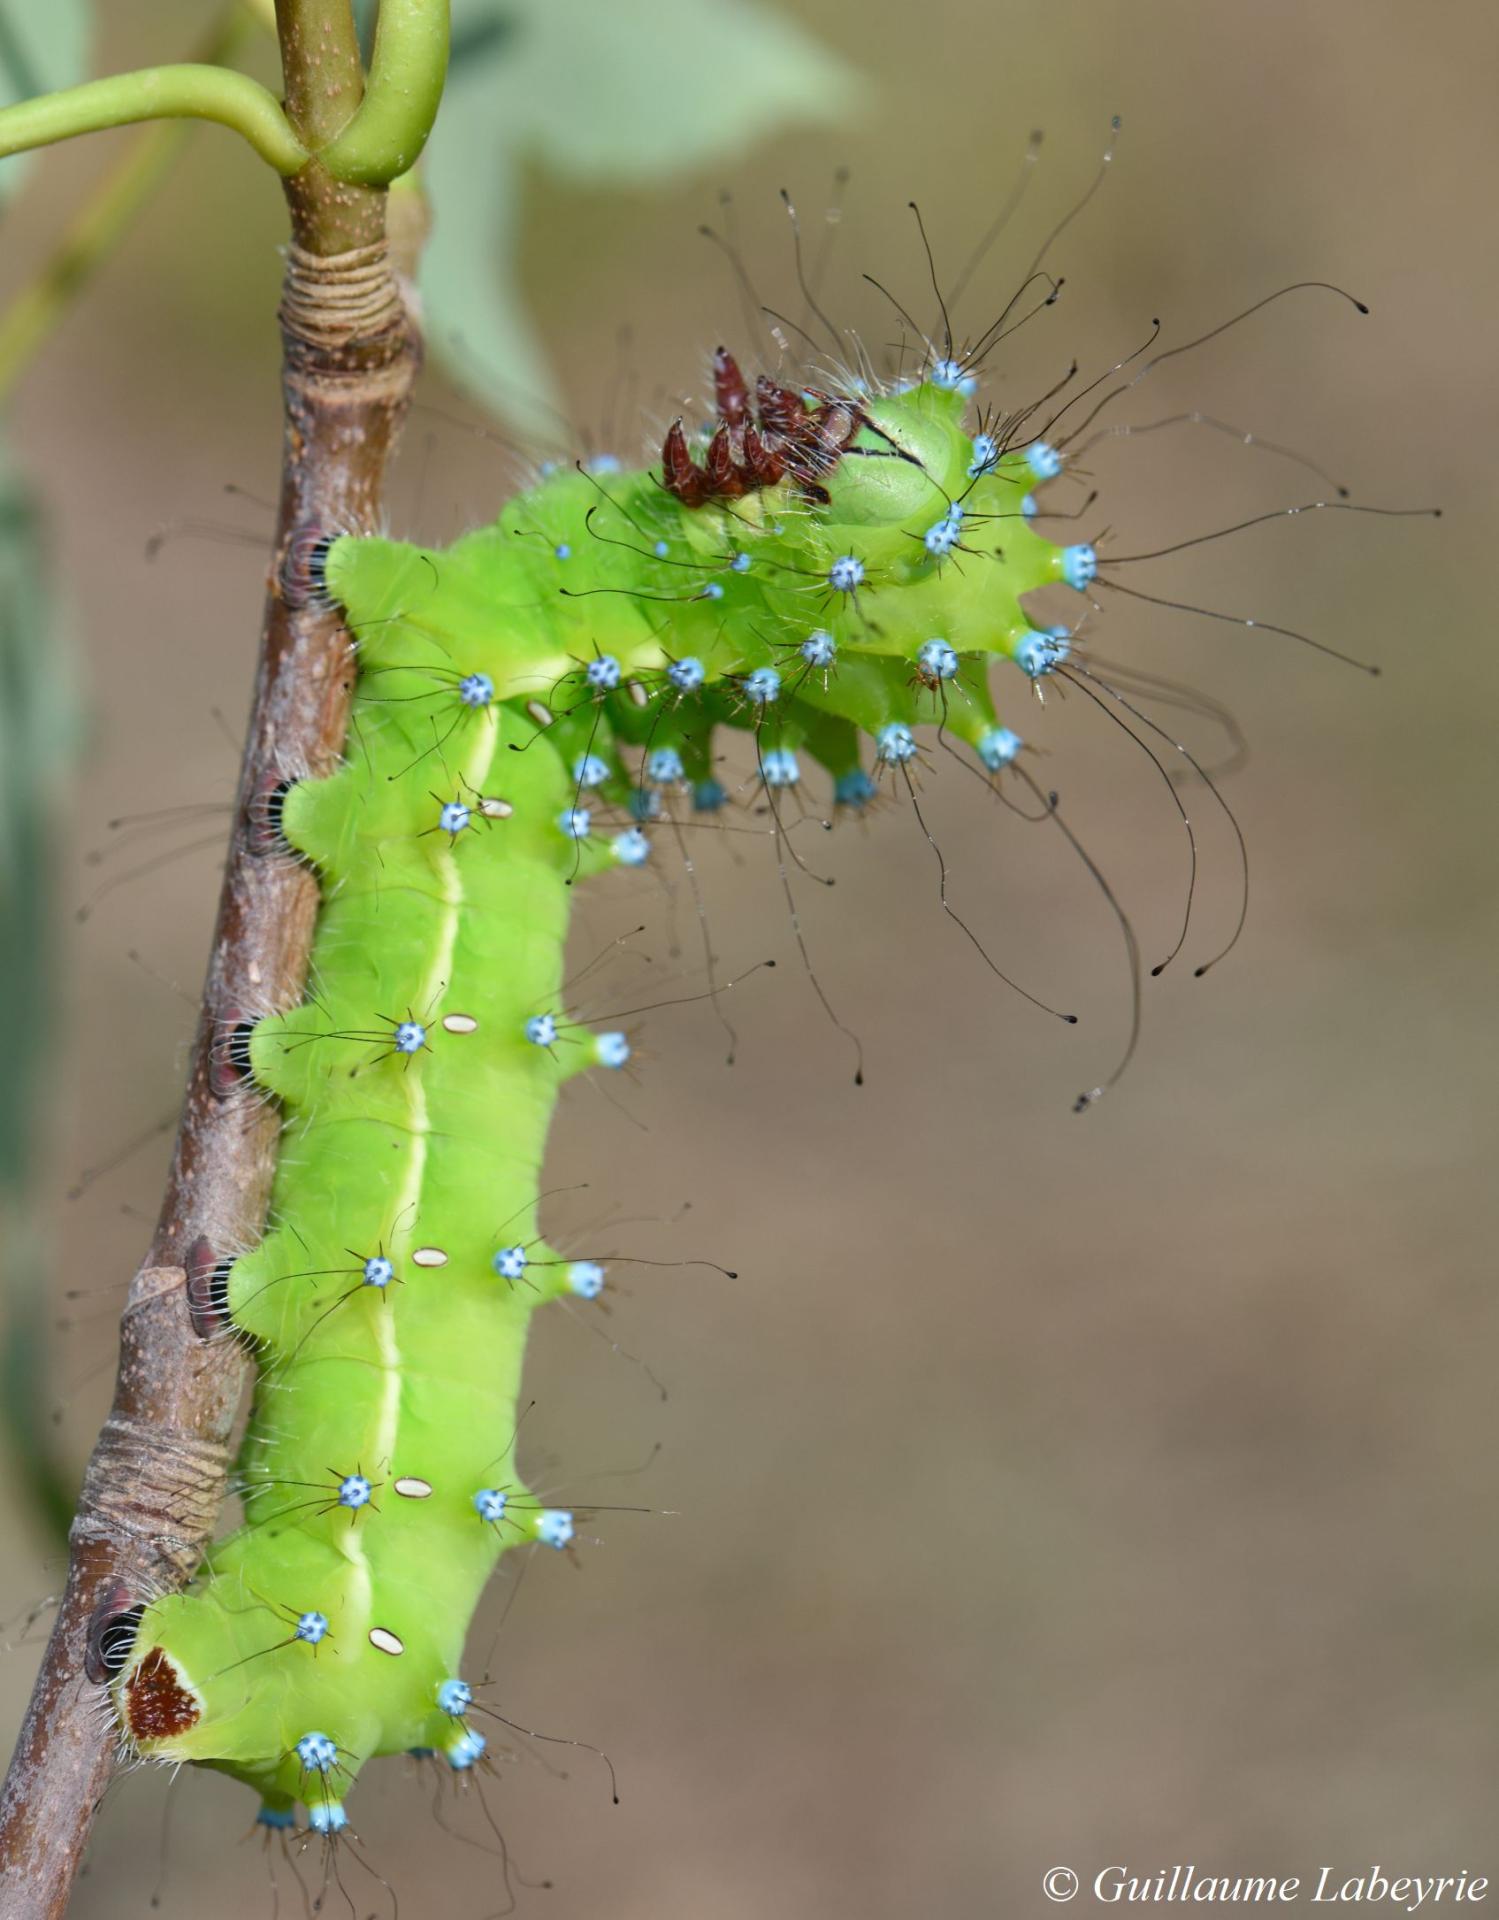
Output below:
[822,383,969,533]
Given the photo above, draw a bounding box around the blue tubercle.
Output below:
[257,1805,297,1830]
[834,767,877,809]
[967,432,999,478]
[525,1013,558,1048]
[1061,543,1097,590]
[572,753,610,789]
[801,629,837,669]
[667,656,705,693]
[614,827,652,866]
[458,672,494,708]
[362,1255,394,1288]
[447,1731,487,1771]
[437,1678,473,1718]
[585,655,622,691]
[917,638,959,682]
[559,806,592,840]
[646,746,685,785]
[828,556,865,593]
[473,1488,508,1524]
[1015,628,1073,678]
[492,1245,528,1283]
[568,1260,606,1299]
[309,1803,348,1835]
[296,1731,338,1773]
[760,747,800,788]
[337,1475,371,1510]
[977,726,1024,772]
[876,723,918,766]
[295,1611,330,1645]
[536,1509,575,1550]
[693,778,727,812]
[742,667,781,705]
[930,356,977,396]
[594,1032,631,1070]
[393,1021,426,1055]
[1027,442,1064,480]
[439,801,470,837]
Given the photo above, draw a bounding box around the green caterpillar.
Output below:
[105,344,1344,1832]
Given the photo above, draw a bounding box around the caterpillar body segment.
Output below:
[116,706,589,1808]
[322,377,1074,767]
[109,371,1104,1821]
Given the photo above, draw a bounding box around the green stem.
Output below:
[313,0,450,187]
[0,62,306,175]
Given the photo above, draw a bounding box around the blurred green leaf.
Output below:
[0,445,78,1540]
[422,0,859,428]
[0,449,73,1189]
[0,0,92,208]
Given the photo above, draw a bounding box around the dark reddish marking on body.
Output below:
[123,1648,201,1742]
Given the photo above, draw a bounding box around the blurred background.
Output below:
[1,1,1496,1913]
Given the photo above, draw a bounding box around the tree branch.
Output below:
[0,9,425,1912]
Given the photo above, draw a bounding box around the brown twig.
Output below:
[0,9,424,1913]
